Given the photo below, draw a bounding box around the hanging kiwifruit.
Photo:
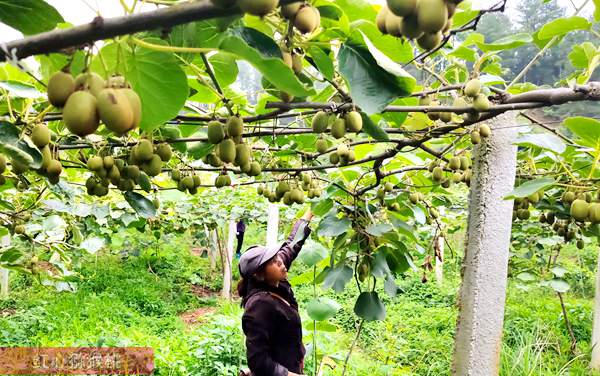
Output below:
[218,139,236,164]
[400,15,424,39]
[227,116,244,137]
[31,124,51,149]
[63,91,100,137]
[249,161,262,176]
[312,111,329,133]
[155,144,172,162]
[143,155,162,177]
[387,0,417,17]
[473,94,490,112]
[316,138,328,154]
[74,72,106,97]
[376,6,389,34]
[385,13,403,38]
[235,143,251,167]
[121,88,142,130]
[478,124,491,138]
[281,2,302,18]
[294,5,320,34]
[46,159,62,177]
[207,121,225,144]
[345,111,363,133]
[331,118,346,139]
[417,32,442,51]
[464,79,481,98]
[417,0,448,33]
[291,52,303,74]
[96,88,134,135]
[137,139,155,162]
[48,71,75,107]
[238,0,279,16]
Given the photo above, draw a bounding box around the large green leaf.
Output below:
[317,212,351,237]
[0,121,42,168]
[514,133,566,154]
[298,240,329,267]
[504,178,555,200]
[563,117,600,148]
[595,0,600,22]
[0,0,63,35]
[209,53,239,87]
[322,264,353,292]
[361,112,389,141]
[307,297,341,321]
[219,28,312,97]
[307,46,334,81]
[477,33,533,52]
[124,192,157,219]
[338,32,415,114]
[354,291,386,321]
[332,0,376,22]
[538,17,591,40]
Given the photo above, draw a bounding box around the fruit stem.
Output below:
[131,37,216,54]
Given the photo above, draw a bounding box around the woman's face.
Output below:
[261,255,287,286]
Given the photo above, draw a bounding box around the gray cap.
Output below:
[239,245,280,278]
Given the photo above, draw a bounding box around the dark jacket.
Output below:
[241,219,311,376]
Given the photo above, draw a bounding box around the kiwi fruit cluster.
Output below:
[377,0,462,51]
[281,2,321,34]
[329,144,356,166]
[428,154,472,188]
[172,169,203,194]
[48,71,141,137]
[470,124,491,145]
[257,174,322,204]
[27,124,62,185]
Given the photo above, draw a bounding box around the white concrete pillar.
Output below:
[0,235,9,298]
[435,235,444,288]
[266,203,280,248]
[452,112,518,376]
[591,246,600,369]
[221,220,236,299]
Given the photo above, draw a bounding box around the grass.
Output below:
[0,230,597,375]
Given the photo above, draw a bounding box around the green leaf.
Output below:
[353,20,413,63]
[354,291,386,321]
[124,192,157,219]
[365,223,393,236]
[361,112,389,141]
[384,275,399,298]
[595,0,600,22]
[322,264,353,292]
[332,0,376,22]
[307,46,334,81]
[311,198,334,217]
[563,117,600,148]
[208,53,239,87]
[317,213,351,237]
[303,320,338,332]
[307,297,341,321]
[538,16,591,40]
[504,178,555,199]
[477,33,533,52]
[514,133,566,154]
[0,121,42,168]
[339,31,415,114]
[80,236,105,255]
[298,240,329,267]
[0,0,63,35]
[548,279,570,293]
[0,248,22,263]
[0,81,43,98]
[219,28,312,97]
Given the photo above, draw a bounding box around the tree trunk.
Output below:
[0,235,9,298]
[266,203,280,248]
[452,112,518,376]
[221,220,236,299]
[590,246,600,368]
[435,235,444,289]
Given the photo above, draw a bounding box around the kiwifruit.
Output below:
[207,121,225,144]
[452,172,462,183]
[570,199,589,221]
[429,207,440,219]
[48,71,75,107]
[74,72,106,97]
[97,88,133,135]
[15,225,25,235]
[479,124,491,138]
[385,182,394,192]
[588,203,600,223]
[336,144,349,159]
[417,0,448,33]
[312,111,329,133]
[517,209,530,220]
[439,111,452,123]
[294,5,320,34]
[546,212,556,225]
[143,155,162,177]
[387,0,417,17]
[470,130,481,144]
[385,13,403,37]
[376,6,389,34]
[282,50,293,68]
[316,138,328,153]
[207,153,224,168]
[87,156,103,171]
[331,118,346,139]
[227,116,244,137]
[302,173,311,185]
[459,156,470,170]
[399,15,423,39]
[329,152,339,165]
[448,157,461,170]
[108,165,121,180]
[473,94,490,112]
[46,159,62,176]
[121,88,142,130]
[345,111,363,133]
[281,2,302,18]
[464,79,481,98]
[417,32,442,51]
[124,165,140,180]
[238,0,279,16]
[577,239,584,249]
[292,53,303,74]
[283,191,292,205]
[137,140,154,162]
[276,181,290,198]
[40,146,52,170]
[432,166,444,182]
[153,144,171,162]
[218,139,236,164]
[249,161,262,176]
[419,95,432,106]
[192,175,201,187]
[31,124,51,149]
[235,143,251,167]
[63,91,100,137]
[171,169,181,181]
[182,176,195,190]
[409,192,419,204]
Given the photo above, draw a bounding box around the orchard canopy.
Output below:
[0,0,600,344]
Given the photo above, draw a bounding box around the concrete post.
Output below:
[0,235,9,298]
[590,246,600,369]
[221,220,236,299]
[266,203,279,248]
[452,112,518,376]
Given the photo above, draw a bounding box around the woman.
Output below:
[238,209,314,376]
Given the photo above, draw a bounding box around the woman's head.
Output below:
[254,254,287,286]
[237,246,287,300]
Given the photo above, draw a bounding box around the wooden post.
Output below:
[452,112,518,376]
[0,235,9,298]
[266,203,279,248]
[591,246,600,369]
[435,235,444,288]
[221,220,236,299]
